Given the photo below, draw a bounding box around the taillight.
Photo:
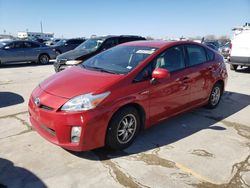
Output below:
[230,43,232,49]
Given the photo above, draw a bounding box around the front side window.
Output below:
[82,46,158,74]
[186,45,207,66]
[24,42,32,48]
[154,46,185,72]
[101,38,119,50]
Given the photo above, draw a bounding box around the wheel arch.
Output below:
[108,102,146,131]
[39,53,50,59]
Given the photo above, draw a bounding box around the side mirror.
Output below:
[152,68,170,79]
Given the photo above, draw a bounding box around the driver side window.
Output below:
[154,46,185,72]
[101,38,118,50]
[134,45,186,82]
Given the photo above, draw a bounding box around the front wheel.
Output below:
[38,54,50,65]
[106,107,140,150]
[206,83,223,109]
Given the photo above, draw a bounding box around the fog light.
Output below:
[71,126,81,143]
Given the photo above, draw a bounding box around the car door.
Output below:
[23,41,41,61]
[148,45,192,125]
[184,44,214,105]
[1,41,26,63]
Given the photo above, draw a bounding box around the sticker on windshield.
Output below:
[136,49,156,54]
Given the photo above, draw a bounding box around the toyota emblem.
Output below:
[34,97,40,107]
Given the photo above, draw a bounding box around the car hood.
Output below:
[40,66,123,99]
[57,49,92,60]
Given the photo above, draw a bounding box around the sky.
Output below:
[0,0,249,39]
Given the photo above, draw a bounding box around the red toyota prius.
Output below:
[29,40,228,151]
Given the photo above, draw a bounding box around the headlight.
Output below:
[61,91,110,112]
[66,60,82,65]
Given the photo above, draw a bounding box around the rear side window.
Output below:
[206,48,215,61]
[186,45,207,66]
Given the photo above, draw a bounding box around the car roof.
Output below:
[91,35,145,40]
[120,40,201,48]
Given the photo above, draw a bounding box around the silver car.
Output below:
[0,40,57,65]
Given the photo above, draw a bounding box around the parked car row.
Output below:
[0,40,57,65]
[54,35,146,72]
[0,36,144,66]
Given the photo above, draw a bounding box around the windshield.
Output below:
[55,39,66,46]
[82,46,158,74]
[75,38,104,51]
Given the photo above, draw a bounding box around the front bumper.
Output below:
[28,87,111,151]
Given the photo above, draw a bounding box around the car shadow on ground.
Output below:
[0,92,24,108]
[70,91,250,161]
[0,158,47,188]
[0,61,53,69]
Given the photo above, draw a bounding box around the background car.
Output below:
[52,38,86,56]
[230,23,250,71]
[54,35,146,72]
[219,42,230,59]
[203,41,220,51]
[0,40,57,65]
[29,41,227,151]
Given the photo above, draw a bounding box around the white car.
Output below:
[230,23,250,71]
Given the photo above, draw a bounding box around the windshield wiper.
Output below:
[84,66,120,74]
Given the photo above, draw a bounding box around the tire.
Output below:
[230,64,238,71]
[106,107,141,150]
[206,82,223,109]
[38,54,50,65]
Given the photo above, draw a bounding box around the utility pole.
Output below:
[40,21,43,33]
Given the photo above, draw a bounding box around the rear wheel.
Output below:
[38,54,50,65]
[207,83,223,109]
[230,64,238,71]
[106,107,140,150]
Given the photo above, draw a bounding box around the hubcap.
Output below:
[211,86,221,106]
[117,114,137,144]
[40,55,49,64]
